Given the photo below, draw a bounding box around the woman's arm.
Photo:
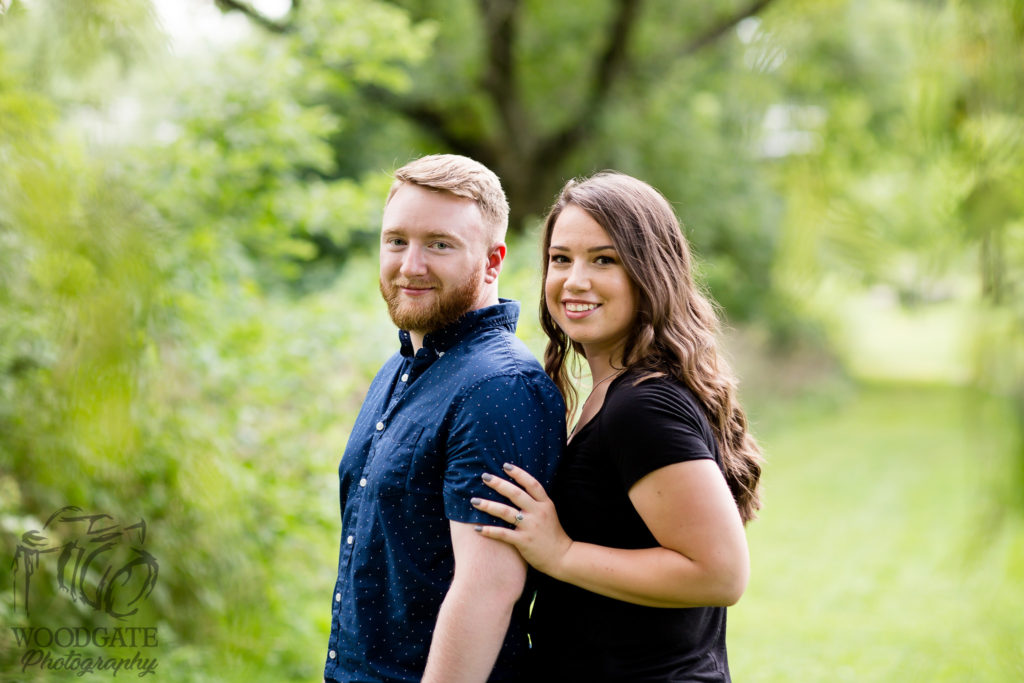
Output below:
[473,461,748,608]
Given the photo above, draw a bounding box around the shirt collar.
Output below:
[398,299,520,358]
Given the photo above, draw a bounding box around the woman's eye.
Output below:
[595,255,616,265]
[549,254,569,264]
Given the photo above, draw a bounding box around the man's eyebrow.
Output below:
[424,231,464,244]
[382,228,465,244]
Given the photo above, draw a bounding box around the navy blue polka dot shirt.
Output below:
[324,300,565,683]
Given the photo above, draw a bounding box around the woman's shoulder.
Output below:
[604,369,705,421]
[599,369,720,480]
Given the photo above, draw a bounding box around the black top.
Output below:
[529,371,732,682]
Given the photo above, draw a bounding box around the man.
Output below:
[324,154,565,683]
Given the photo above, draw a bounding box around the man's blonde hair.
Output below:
[386,154,509,246]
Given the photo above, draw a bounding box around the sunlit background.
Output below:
[1,0,1022,680]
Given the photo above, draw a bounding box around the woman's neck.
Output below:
[569,350,625,440]
[584,348,624,385]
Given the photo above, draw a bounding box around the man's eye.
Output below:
[433,242,451,250]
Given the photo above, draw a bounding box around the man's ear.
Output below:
[483,243,506,284]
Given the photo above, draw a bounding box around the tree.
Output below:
[221,0,777,228]
[215,0,785,320]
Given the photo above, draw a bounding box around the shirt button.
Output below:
[359,478,367,487]
[401,373,409,382]
[335,592,341,602]
[329,650,336,659]
[375,421,384,431]
[346,535,354,545]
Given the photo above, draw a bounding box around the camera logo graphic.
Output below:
[12,506,159,619]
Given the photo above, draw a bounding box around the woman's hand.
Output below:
[471,463,574,577]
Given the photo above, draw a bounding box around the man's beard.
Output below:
[379,265,485,335]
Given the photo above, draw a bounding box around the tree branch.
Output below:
[588,0,643,111]
[358,84,496,164]
[477,0,527,146]
[678,0,778,58]
[536,0,643,167]
[535,0,778,169]
[213,0,300,34]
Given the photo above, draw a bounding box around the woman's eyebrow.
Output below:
[548,244,616,252]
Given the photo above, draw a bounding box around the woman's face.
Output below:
[545,205,637,361]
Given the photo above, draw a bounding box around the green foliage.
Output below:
[0,17,172,680]
[760,0,1024,481]
[127,0,437,289]
[0,1,430,679]
[767,0,1024,299]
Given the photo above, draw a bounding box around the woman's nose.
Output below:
[564,262,590,292]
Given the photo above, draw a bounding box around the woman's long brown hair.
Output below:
[540,172,763,523]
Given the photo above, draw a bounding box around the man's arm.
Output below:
[421,521,527,683]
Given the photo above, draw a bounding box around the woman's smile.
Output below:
[562,300,601,317]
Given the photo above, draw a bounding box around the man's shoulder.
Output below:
[453,326,543,376]
[448,332,561,405]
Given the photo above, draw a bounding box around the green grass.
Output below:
[730,384,1024,682]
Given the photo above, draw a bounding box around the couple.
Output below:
[323,154,763,683]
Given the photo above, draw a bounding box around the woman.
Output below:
[471,172,763,682]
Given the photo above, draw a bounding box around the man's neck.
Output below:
[409,294,501,353]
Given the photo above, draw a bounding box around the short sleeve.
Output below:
[443,374,566,524]
[601,376,717,490]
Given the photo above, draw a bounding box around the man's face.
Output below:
[379,183,491,336]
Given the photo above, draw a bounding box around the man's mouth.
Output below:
[400,286,434,296]
[394,280,438,295]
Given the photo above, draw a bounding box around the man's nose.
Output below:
[400,246,428,277]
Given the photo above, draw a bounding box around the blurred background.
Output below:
[1,0,1022,680]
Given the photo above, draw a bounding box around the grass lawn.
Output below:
[729,383,1024,681]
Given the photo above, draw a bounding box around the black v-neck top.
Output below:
[529,370,732,682]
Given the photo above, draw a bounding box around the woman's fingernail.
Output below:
[502,462,514,472]
[474,526,483,532]
[482,473,493,482]
[470,497,482,506]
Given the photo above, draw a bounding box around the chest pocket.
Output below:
[371,414,442,498]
